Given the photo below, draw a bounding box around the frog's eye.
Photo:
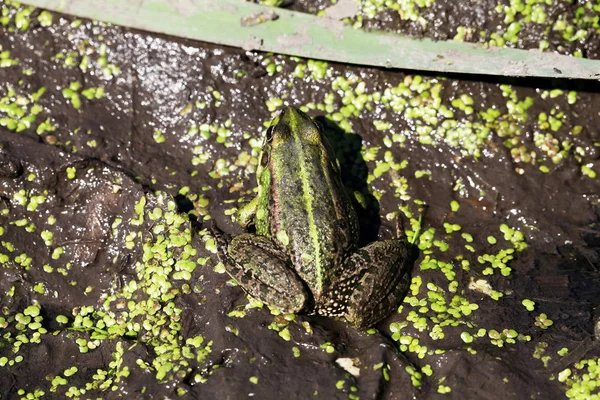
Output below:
[265,126,274,143]
[314,120,324,133]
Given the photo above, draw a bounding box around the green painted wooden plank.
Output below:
[17,0,600,80]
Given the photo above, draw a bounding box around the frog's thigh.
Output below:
[344,239,411,328]
[227,234,308,313]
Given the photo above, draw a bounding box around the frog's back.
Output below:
[263,108,359,297]
[270,139,357,295]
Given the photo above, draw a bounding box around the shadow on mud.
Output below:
[315,116,382,247]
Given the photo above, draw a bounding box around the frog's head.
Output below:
[266,106,324,148]
[258,106,339,181]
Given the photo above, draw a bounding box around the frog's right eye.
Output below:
[265,126,274,142]
[314,120,324,133]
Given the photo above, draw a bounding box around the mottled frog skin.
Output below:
[213,107,412,328]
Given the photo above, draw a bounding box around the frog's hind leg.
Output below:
[342,239,412,329]
[216,231,309,314]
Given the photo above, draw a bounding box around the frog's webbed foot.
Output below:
[220,233,309,314]
[342,239,412,329]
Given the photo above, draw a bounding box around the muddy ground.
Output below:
[0,1,599,399]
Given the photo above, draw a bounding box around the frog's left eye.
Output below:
[265,126,274,143]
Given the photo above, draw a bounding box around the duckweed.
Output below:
[558,348,569,356]
[61,82,81,109]
[450,200,460,212]
[535,313,554,329]
[405,365,423,387]
[438,384,452,394]
[320,342,335,354]
[560,358,600,399]
[356,0,435,25]
[0,45,18,67]
[522,299,536,311]
[581,164,597,179]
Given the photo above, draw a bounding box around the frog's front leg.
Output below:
[237,196,259,228]
[219,233,309,313]
[342,239,411,328]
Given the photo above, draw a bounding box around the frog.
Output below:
[212,106,413,328]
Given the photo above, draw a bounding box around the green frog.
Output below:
[213,107,412,328]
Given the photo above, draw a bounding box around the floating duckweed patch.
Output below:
[64,192,214,383]
[2,173,215,394]
[241,73,599,177]
[353,0,435,26]
[560,358,600,399]
[300,0,600,58]
[0,84,46,133]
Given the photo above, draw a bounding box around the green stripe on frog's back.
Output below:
[254,111,281,237]
[268,108,356,295]
[254,156,272,237]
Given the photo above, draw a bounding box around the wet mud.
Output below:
[0,1,599,399]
